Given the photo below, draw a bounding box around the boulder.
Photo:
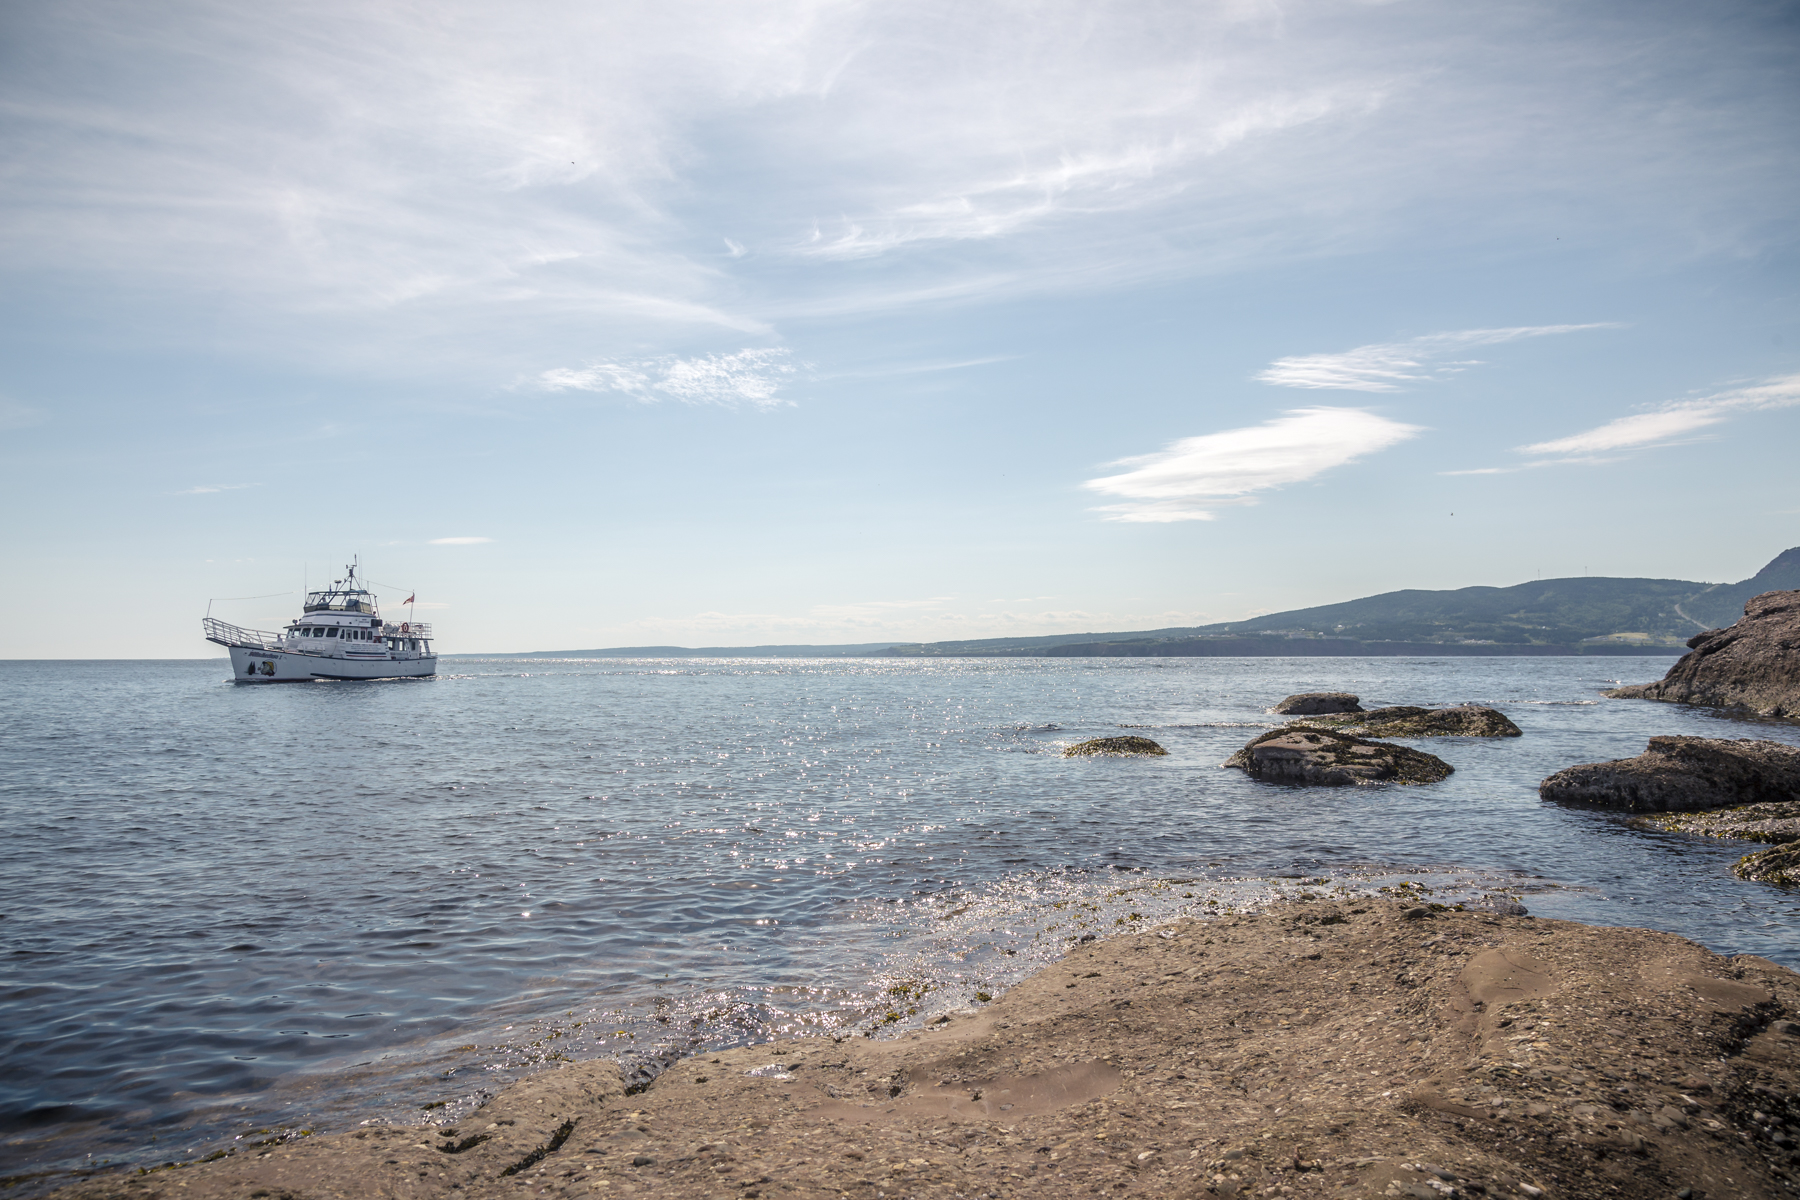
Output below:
[1294,704,1522,738]
[1538,736,1800,812]
[1270,692,1363,715]
[1223,727,1453,786]
[1736,843,1800,885]
[1063,736,1168,757]
[1606,589,1800,718]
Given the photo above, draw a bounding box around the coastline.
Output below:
[46,899,1800,1200]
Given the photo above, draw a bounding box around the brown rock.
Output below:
[1607,588,1800,717]
[42,902,1800,1200]
[1736,842,1800,884]
[1539,735,1800,812]
[1223,727,1453,785]
[1634,800,1800,844]
[1301,704,1523,739]
[1270,691,1363,715]
[1063,735,1168,757]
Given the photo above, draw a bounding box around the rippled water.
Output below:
[3,655,1798,1186]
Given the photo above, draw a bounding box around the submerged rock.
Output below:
[1270,691,1362,715]
[1063,736,1168,757]
[1223,727,1453,785]
[1736,843,1800,885]
[1606,589,1800,718]
[1539,736,1800,812]
[1638,801,1800,845]
[1295,704,1522,738]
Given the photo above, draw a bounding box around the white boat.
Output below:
[203,563,438,683]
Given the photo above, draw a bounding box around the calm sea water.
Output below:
[3,655,1799,1187]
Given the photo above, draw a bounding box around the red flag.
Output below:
[403,593,415,605]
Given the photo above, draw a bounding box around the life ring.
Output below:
[400,622,410,634]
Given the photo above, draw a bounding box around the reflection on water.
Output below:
[1,654,1796,1186]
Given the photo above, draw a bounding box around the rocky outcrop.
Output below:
[1062,735,1167,757]
[1270,691,1362,714]
[1736,843,1800,884]
[1606,588,1800,717]
[1638,800,1800,845]
[1539,735,1800,812]
[1294,704,1523,738]
[45,901,1800,1200]
[1223,727,1452,785]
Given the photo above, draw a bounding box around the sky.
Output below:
[2,0,1797,657]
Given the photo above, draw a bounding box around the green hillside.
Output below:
[1182,575,1703,645]
[880,547,1799,657]
[1673,546,1800,629]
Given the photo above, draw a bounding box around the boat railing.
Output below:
[202,617,286,651]
[385,622,433,638]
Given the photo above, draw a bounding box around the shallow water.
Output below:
[2,655,1797,1185]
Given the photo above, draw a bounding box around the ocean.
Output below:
[3,655,1797,1188]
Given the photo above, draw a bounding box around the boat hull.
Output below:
[226,645,437,683]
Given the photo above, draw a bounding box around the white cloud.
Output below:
[1083,407,1423,522]
[1256,325,1615,392]
[1516,374,1800,456]
[430,536,493,544]
[175,483,254,494]
[2,1,1786,373]
[538,347,798,409]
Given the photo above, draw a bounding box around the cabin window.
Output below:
[327,628,338,637]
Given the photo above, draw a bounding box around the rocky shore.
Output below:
[1223,728,1454,785]
[48,900,1800,1200]
[1607,589,1800,718]
[1290,706,1523,740]
[1539,736,1800,813]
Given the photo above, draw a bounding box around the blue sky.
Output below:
[2,0,1797,657]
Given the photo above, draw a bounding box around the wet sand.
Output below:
[47,899,1800,1200]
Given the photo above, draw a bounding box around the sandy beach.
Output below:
[45,897,1800,1200]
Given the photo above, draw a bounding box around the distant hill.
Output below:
[1671,546,1800,628]
[473,547,1799,659]
[878,547,1799,658]
[484,642,902,659]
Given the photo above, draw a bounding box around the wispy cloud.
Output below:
[175,483,255,495]
[1256,325,1615,392]
[430,536,493,544]
[1084,407,1423,523]
[798,92,1358,261]
[3,1,1784,373]
[1517,374,1800,456]
[537,347,799,409]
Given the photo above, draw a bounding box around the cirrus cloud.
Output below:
[537,347,799,410]
[1256,324,1616,392]
[1084,406,1423,522]
[430,536,493,544]
[1517,373,1800,456]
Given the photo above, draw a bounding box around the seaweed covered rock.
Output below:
[1223,727,1452,786]
[1349,704,1522,738]
[1539,736,1800,812]
[1295,705,1522,738]
[1736,843,1800,885]
[1606,589,1800,718]
[1639,801,1800,844]
[1063,736,1168,757]
[1270,692,1362,715]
